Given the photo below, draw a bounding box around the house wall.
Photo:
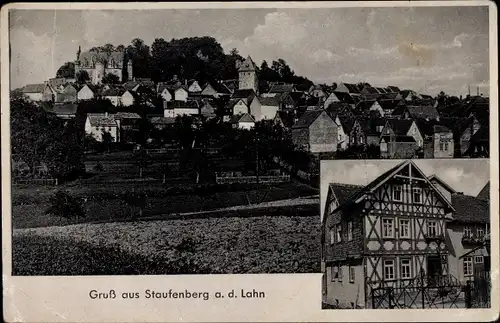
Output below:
[249,98,262,121]
[57,87,77,102]
[84,119,118,142]
[78,86,94,100]
[429,180,452,203]
[105,96,120,106]
[407,122,423,147]
[349,122,365,146]
[233,101,249,115]
[292,128,309,150]
[386,142,417,158]
[188,82,202,93]
[164,109,175,118]
[238,121,255,130]
[260,105,279,120]
[174,89,188,102]
[174,108,199,117]
[201,84,217,97]
[239,71,258,92]
[369,102,384,116]
[324,261,365,308]
[446,223,489,283]
[161,89,173,102]
[309,112,338,153]
[42,86,55,102]
[335,117,349,150]
[121,92,135,106]
[25,92,43,101]
[433,132,454,158]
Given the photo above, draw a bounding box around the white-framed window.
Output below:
[439,142,444,151]
[412,187,422,204]
[382,218,394,238]
[359,136,364,144]
[330,228,335,245]
[347,221,353,241]
[427,220,438,237]
[400,258,412,279]
[383,259,395,280]
[475,256,484,264]
[336,224,342,242]
[477,227,485,238]
[463,257,473,276]
[393,185,403,201]
[464,226,472,237]
[349,266,355,283]
[399,219,410,238]
[331,266,339,281]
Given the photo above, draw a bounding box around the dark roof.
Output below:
[380,92,399,100]
[289,91,305,102]
[259,96,280,106]
[387,86,401,92]
[328,183,364,207]
[150,117,176,125]
[22,83,45,93]
[275,111,295,128]
[102,87,125,97]
[325,102,351,117]
[51,103,78,115]
[340,83,361,94]
[88,115,118,127]
[167,100,199,109]
[428,175,457,194]
[378,99,400,111]
[451,193,489,224]
[236,56,257,72]
[386,119,414,135]
[406,105,440,120]
[292,109,325,129]
[269,83,295,93]
[356,100,376,111]
[114,112,141,119]
[416,120,451,136]
[332,91,355,104]
[362,86,379,94]
[375,87,387,94]
[232,89,256,100]
[477,182,490,201]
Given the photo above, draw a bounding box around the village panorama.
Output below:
[10,34,490,309]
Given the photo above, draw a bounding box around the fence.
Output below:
[369,270,466,309]
[143,147,222,155]
[468,268,491,308]
[12,178,58,186]
[215,173,290,185]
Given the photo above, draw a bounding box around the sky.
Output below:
[320,159,491,218]
[9,6,490,96]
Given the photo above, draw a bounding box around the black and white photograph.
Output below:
[2,2,497,322]
[321,159,491,309]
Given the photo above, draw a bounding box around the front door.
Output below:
[427,256,442,286]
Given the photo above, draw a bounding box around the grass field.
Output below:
[12,206,321,275]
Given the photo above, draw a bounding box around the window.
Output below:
[400,258,412,279]
[427,220,438,237]
[382,218,394,238]
[463,257,473,276]
[477,227,485,238]
[383,259,395,280]
[475,256,484,264]
[399,219,410,238]
[444,142,449,151]
[439,142,444,151]
[464,226,472,238]
[349,266,355,283]
[359,136,364,144]
[330,228,335,245]
[393,185,402,201]
[338,133,342,141]
[412,188,422,204]
[331,266,339,281]
[336,224,342,243]
[347,221,353,241]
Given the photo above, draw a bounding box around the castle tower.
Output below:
[127,60,134,81]
[237,56,258,94]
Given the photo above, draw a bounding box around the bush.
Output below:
[45,191,85,219]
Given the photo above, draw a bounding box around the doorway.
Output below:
[427,256,442,286]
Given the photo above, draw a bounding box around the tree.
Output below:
[45,191,85,222]
[56,62,75,78]
[102,131,113,153]
[76,70,90,84]
[93,162,104,173]
[124,190,147,219]
[135,149,152,178]
[101,73,120,84]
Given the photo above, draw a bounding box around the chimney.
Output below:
[185,79,188,87]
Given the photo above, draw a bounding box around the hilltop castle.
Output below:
[74,46,133,85]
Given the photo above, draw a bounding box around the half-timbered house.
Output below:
[322,160,455,308]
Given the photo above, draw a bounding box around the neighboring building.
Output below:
[150,116,176,130]
[258,97,280,121]
[121,90,138,107]
[200,82,231,98]
[334,83,361,95]
[170,85,189,102]
[227,98,250,116]
[380,119,424,147]
[22,84,45,101]
[74,46,130,84]
[378,99,401,116]
[230,113,255,130]
[85,113,119,142]
[114,112,141,143]
[476,182,490,201]
[166,100,200,117]
[292,109,338,153]
[200,100,217,119]
[421,124,454,158]
[42,84,57,102]
[187,80,203,93]
[237,56,258,94]
[157,83,174,102]
[454,115,485,157]
[46,102,78,120]
[380,135,417,158]
[268,83,297,94]
[322,160,455,308]
[55,84,78,103]
[77,83,97,101]
[102,87,125,106]
[309,84,328,98]
[393,105,440,121]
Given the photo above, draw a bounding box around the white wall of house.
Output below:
[105,96,121,106]
[188,81,202,93]
[174,88,188,101]
[335,116,349,150]
[121,91,135,106]
[25,93,43,101]
[78,86,94,100]
[160,89,173,102]
[324,263,365,308]
[260,105,279,121]
[237,121,255,130]
[233,100,249,115]
[201,84,218,97]
[324,93,340,108]
[407,122,424,147]
[174,108,199,117]
[164,108,175,118]
[249,97,262,120]
[84,118,118,142]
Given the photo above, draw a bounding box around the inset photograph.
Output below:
[320,159,490,309]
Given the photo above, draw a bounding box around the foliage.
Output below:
[76,70,90,84]
[56,62,75,78]
[93,162,104,173]
[101,73,120,84]
[337,144,381,159]
[124,190,147,219]
[45,191,85,219]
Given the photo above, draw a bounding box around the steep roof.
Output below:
[328,183,364,210]
[230,113,255,123]
[356,100,376,111]
[114,112,141,119]
[477,182,490,201]
[87,115,118,127]
[232,89,256,100]
[226,98,248,111]
[275,111,296,128]
[259,96,280,106]
[332,91,355,104]
[292,109,326,129]
[340,83,361,94]
[22,84,45,93]
[167,100,199,109]
[386,119,414,135]
[387,86,401,92]
[380,135,416,143]
[378,99,400,111]
[362,86,379,94]
[417,120,451,137]
[236,56,257,72]
[102,87,125,97]
[51,103,78,115]
[451,193,489,224]
[269,83,296,93]
[406,105,440,120]
[428,174,457,194]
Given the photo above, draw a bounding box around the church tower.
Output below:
[237,56,258,94]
